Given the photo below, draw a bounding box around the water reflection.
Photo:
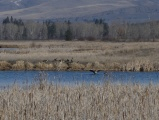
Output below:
[0,71,159,86]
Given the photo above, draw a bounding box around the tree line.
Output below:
[0,16,159,41]
[0,16,108,40]
[109,21,159,41]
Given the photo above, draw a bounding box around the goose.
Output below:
[53,58,57,61]
[42,60,48,63]
[66,66,71,70]
[89,70,101,74]
[65,59,71,64]
[70,58,73,63]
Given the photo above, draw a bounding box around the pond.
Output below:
[0,71,159,87]
[0,48,18,51]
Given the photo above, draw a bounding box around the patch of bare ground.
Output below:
[0,41,159,71]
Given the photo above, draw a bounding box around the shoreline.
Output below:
[0,60,158,71]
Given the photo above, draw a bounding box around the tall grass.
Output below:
[0,41,159,64]
[1,41,159,71]
[0,78,159,119]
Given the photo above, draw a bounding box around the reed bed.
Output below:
[0,81,159,120]
[0,60,158,71]
[0,41,159,71]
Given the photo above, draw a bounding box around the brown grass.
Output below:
[0,61,12,70]
[0,41,159,71]
[0,81,159,119]
[34,62,54,70]
[12,61,25,70]
[69,62,85,70]
[25,62,34,70]
[53,61,68,70]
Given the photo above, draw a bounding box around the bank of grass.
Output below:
[0,80,159,119]
[0,41,159,71]
[0,60,157,71]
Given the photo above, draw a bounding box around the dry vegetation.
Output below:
[0,41,159,71]
[0,81,159,119]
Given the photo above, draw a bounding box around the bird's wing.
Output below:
[89,70,95,74]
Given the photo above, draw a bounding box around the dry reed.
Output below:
[25,62,34,70]
[0,61,11,70]
[69,62,85,70]
[34,62,54,70]
[0,81,159,119]
[0,41,159,71]
[12,61,25,70]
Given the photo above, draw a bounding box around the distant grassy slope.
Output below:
[0,0,47,11]
[0,0,134,19]
[0,0,159,22]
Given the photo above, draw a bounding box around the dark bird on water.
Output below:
[89,70,101,74]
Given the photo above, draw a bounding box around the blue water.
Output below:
[0,71,159,86]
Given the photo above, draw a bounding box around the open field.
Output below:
[0,41,159,71]
[0,81,159,119]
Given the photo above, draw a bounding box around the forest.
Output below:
[0,16,159,41]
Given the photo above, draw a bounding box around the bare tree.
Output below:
[5,23,18,40]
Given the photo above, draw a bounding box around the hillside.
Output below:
[0,0,159,22]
